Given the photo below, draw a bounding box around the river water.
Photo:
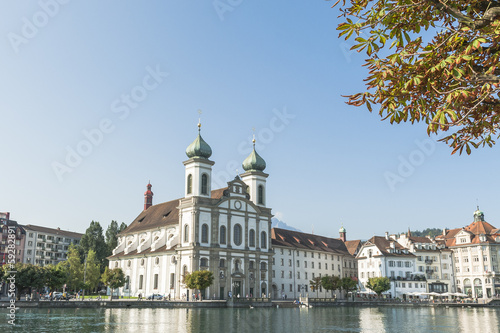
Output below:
[0,306,499,332]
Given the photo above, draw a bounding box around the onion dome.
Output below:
[242,139,266,172]
[185,123,212,159]
[339,226,346,233]
[473,207,484,222]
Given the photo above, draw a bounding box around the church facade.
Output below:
[108,124,273,299]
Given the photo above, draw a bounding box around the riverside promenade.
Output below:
[2,297,499,309]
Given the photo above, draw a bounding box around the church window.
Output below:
[249,261,255,269]
[183,265,188,277]
[154,274,159,289]
[234,224,242,246]
[220,226,226,245]
[184,225,189,243]
[170,273,175,289]
[201,224,209,243]
[261,231,267,249]
[187,174,193,194]
[201,174,208,195]
[219,259,225,267]
[258,185,264,204]
[155,257,160,265]
[249,229,255,247]
[261,262,267,270]
[139,275,144,289]
[200,258,208,267]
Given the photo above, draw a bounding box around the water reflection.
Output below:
[0,306,499,332]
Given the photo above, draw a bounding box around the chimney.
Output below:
[442,228,447,236]
[6,212,10,221]
[385,231,389,240]
[144,182,154,210]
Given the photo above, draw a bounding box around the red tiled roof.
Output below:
[345,240,362,256]
[271,228,352,256]
[363,236,415,257]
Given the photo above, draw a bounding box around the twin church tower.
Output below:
[111,122,274,299]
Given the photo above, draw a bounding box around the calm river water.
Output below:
[0,306,499,333]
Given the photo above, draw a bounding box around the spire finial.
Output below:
[252,127,256,148]
[197,109,203,132]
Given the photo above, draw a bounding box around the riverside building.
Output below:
[437,209,500,298]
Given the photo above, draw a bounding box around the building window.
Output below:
[219,259,225,267]
[187,174,193,194]
[139,275,144,289]
[184,225,189,243]
[201,174,209,194]
[249,261,254,269]
[220,226,226,245]
[261,262,267,270]
[154,274,159,289]
[200,258,208,267]
[201,224,209,243]
[261,231,267,249]
[249,229,255,247]
[258,185,264,205]
[155,257,160,265]
[234,224,242,246]
[170,273,175,289]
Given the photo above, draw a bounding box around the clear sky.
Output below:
[1,1,499,241]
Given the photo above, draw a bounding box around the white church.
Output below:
[108,122,274,299]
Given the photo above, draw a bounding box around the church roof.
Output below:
[120,188,227,235]
[271,228,352,256]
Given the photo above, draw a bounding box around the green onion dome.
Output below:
[186,124,212,159]
[242,140,266,172]
[339,226,346,233]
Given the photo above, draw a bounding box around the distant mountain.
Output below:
[271,218,302,232]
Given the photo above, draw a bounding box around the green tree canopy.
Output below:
[66,243,84,291]
[105,220,127,256]
[321,275,341,297]
[334,0,500,154]
[340,277,358,298]
[45,264,67,291]
[84,249,101,292]
[80,221,107,270]
[0,264,45,299]
[309,276,322,298]
[101,267,125,298]
[183,270,214,293]
[366,277,391,297]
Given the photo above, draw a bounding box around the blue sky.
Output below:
[1,0,499,241]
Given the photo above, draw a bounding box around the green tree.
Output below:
[1,264,45,299]
[321,275,341,298]
[101,267,126,300]
[66,244,84,291]
[309,277,322,298]
[366,277,391,298]
[183,270,214,300]
[45,264,67,291]
[80,221,107,270]
[84,249,101,293]
[340,277,358,299]
[334,0,500,154]
[105,220,120,256]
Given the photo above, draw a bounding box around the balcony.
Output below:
[425,259,433,265]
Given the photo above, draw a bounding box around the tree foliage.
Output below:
[183,270,214,292]
[84,249,101,292]
[0,263,45,299]
[334,0,500,154]
[407,228,443,237]
[341,277,358,294]
[101,267,126,295]
[366,277,391,296]
[309,276,322,297]
[66,244,84,291]
[45,264,67,291]
[321,275,341,297]
[105,220,127,256]
[80,221,107,270]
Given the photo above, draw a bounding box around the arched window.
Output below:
[183,265,188,277]
[219,259,225,267]
[249,229,255,247]
[184,225,189,243]
[258,185,264,205]
[234,224,242,246]
[187,174,193,194]
[261,231,267,249]
[200,258,208,267]
[220,226,226,245]
[201,174,208,195]
[201,224,209,243]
